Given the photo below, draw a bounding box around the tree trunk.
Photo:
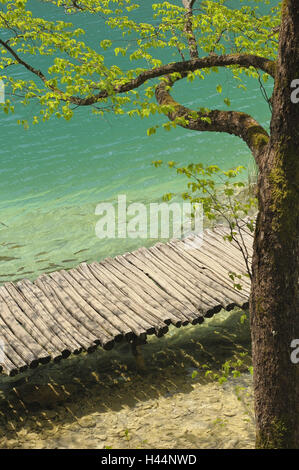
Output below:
[250,0,299,448]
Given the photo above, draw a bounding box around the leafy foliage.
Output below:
[0,0,280,127]
[153,159,257,280]
[191,349,252,386]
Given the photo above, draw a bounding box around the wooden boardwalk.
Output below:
[0,224,253,377]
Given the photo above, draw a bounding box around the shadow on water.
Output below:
[0,308,252,445]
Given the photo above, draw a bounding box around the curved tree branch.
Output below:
[78,53,276,105]
[155,78,269,167]
[0,35,276,106]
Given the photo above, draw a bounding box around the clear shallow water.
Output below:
[0,308,253,449]
[0,1,273,283]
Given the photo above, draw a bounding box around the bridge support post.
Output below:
[131,337,146,371]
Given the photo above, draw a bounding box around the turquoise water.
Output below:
[0,1,273,284]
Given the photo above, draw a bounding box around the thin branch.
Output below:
[256,69,272,113]
[0,39,51,85]
[209,28,227,55]
[171,27,186,61]
[182,0,199,60]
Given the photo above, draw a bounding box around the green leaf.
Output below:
[147,126,156,136]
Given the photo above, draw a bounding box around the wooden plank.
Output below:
[0,286,55,363]
[148,244,227,309]
[207,225,254,250]
[163,241,249,307]
[3,283,65,361]
[176,235,251,296]
[76,263,148,339]
[130,247,206,319]
[101,258,182,328]
[19,280,82,355]
[0,346,19,376]
[36,275,100,352]
[122,253,201,325]
[212,226,254,256]
[61,269,135,341]
[46,272,115,350]
[149,243,236,311]
[185,233,251,296]
[34,276,97,353]
[21,279,83,355]
[16,280,75,358]
[197,237,251,292]
[175,237,251,296]
[226,223,254,240]
[0,311,35,369]
[140,246,211,306]
[0,289,49,366]
[39,273,115,350]
[70,267,154,340]
[124,251,200,323]
[86,263,156,336]
[95,260,169,336]
[113,256,191,326]
[206,229,253,263]
[0,318,28,373]
[0,286,53,363]
[168,239,251,301]
[56,270,124,343]
[194,240,249,284]
[202,231,252,274]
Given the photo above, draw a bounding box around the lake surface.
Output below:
[0,1,273,283]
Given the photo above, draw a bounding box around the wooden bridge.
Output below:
[0,224,253,377]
